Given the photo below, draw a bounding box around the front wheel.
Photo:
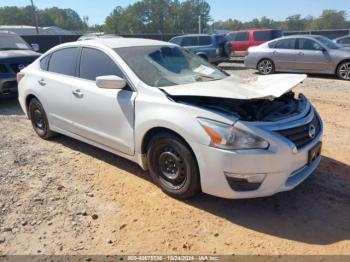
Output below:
[336,61,350,80]
[28,98,55,139]
[147,133,201,199]
[257,59,275,75]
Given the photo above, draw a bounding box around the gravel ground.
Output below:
[0,62,350,255]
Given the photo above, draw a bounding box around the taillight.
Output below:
[16,73,24,84]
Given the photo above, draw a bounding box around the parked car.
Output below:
[227,29,283,58]
[334,35,350,47]
[169,34,230,64]
[0,30,40,97]
[18,38,323,199]
[245,35,350,80]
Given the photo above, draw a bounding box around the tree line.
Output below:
[0,2,349,34]
[0,6,88,31]
[213,10,350,32]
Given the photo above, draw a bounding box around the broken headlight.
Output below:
[198,118,269,150]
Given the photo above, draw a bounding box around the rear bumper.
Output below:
[231,50,248,57]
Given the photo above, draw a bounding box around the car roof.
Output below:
[0,30,18,36]
[57,37,174,49]
[280,34,324,39]
[229,28,279,33]
[334,35,350,40]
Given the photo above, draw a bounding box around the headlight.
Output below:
[198,118,269,150]
[0,64,9,74]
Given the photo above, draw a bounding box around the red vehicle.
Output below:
[226,29,283,57]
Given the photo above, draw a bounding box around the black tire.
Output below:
[336,61,350,80]
[28,98,55,139]
[146,132,201,199]
[257,59,275,75]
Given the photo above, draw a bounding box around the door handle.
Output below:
[298,52,304,55]
[38,79,46,86]
[72,89,84,98]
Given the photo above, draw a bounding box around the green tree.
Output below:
[0,5,88,31]
[310,9,348,30]
[104,0,211,34]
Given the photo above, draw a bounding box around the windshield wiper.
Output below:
[195,73,216,81]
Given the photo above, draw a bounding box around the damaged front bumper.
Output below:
[190,106,323,199]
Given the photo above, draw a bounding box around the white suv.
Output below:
[17,38,323,199]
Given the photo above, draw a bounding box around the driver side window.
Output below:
[298,39,323,51]
[79,47,124,81]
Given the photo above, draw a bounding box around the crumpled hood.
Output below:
[162,74,307,100]
[0,50,40,59]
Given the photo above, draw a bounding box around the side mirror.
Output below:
[320,46,327,52]
[96,75,127,89]
[31,43,40,52]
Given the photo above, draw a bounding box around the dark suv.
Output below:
[169,34,230,64]
[0,31,40,97]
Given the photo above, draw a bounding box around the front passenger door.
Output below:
[70,47,136,155]
[294,38,330,72]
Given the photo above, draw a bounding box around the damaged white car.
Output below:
[17,38,323,199]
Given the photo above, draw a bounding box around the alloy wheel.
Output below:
[258,60,273,74]
[338,62,350,80]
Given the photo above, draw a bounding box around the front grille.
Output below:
[9,62,30,73]
[276,114,321,149]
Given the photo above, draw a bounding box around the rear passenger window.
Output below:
[198,36,212,46]
[235,32,249,41]
[79,48,124,81]
[338,37,350,44]
[274,38,296,49]
[48,48,79,76]
[254,31,273,41]
[170,37,182,46]
[182,37,198,46]
[40,54,51,71]
[268,41,277,48]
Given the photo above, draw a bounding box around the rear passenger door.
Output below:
[270,38,297,71]
[70,47,135,155]
[38,47,79,132]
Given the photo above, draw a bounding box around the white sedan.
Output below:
[17,38,323,199]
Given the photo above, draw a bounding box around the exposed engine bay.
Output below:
[171,92,307,122]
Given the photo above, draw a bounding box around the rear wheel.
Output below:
[336,61,350,80]
[257,59,275,75]
[28,98,55,139]
[146,132,201,199]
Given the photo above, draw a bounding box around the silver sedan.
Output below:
[245,35,350,80]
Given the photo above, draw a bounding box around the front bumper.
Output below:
[191,109,323,199]
[0,76,18,97]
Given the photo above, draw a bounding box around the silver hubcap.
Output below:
[339,63,350,80]
[258,60,273,74]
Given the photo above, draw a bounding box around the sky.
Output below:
[1,0,349,25]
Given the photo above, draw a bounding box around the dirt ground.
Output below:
[0,62,350,255]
